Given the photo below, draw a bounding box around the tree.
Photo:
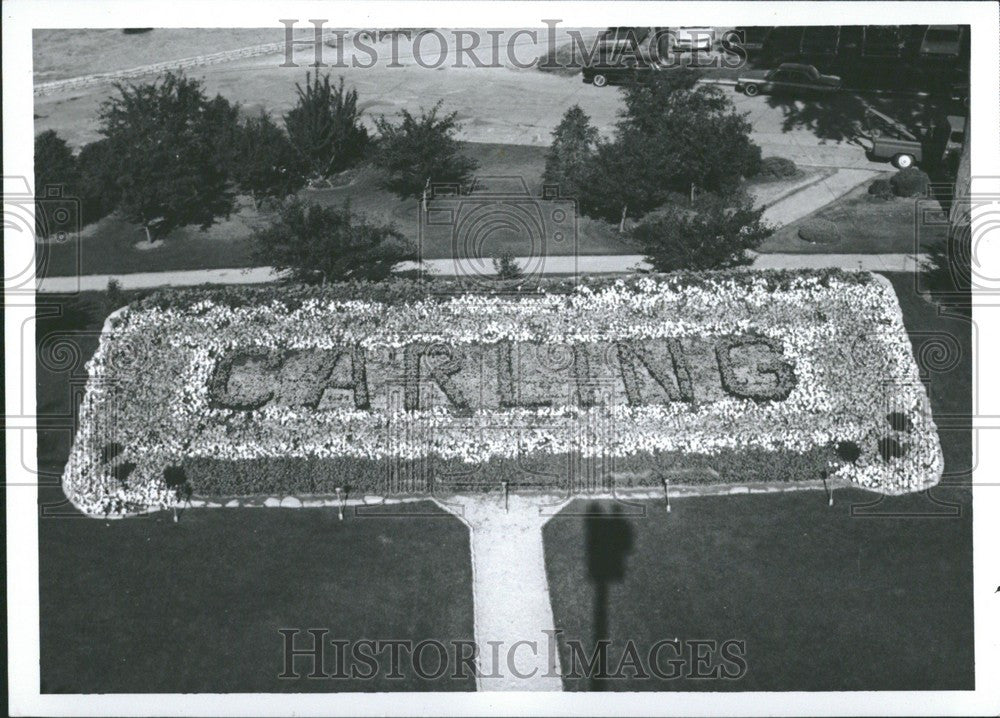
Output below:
[373,101,478,199]
[284,73,368,180]
[253,198,415,283]
[631,192,773,271]
[76,138,121,226]
[543,105,599,202]
[97,71,240,244]
[232,111,306,207]
[580,70,762,223]
[34,130,78,195]
[34,131,78,237]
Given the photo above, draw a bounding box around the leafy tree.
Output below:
[97,71,240,244]
[34,130,78,195]
[232,111,306,207]
[253,198,415,282]
[580,70,761,223]
[284,73,368,180]
[543,105,599,202]
[617,69,703,135]
[373,101,478,199]
[34,131,78,237]
[76,138,121,226]
[631,192,773,271]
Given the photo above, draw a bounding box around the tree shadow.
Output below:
[759,83,959,158]
[584,501,634,691]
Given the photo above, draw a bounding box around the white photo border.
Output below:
[5,1,999,715]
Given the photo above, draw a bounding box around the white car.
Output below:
[672,26,714,52]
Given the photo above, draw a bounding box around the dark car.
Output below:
[736,63,842,96]
[582,60,652,87]
[721,26,773,56]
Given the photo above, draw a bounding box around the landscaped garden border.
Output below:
[63,270,943,516]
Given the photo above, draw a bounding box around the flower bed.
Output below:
[63,271,943,516]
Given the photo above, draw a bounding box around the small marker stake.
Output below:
[501,481,509,512]
[172,504,178,523]
[336,487,344,521]
[663,478,671,513]
[821,471,833,507]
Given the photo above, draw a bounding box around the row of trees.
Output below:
[35,71,477,253]
[37,67,770,278]
[543,69,771,270]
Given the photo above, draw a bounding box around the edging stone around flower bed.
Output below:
[179,478,845,511]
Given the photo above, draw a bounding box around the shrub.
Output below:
[758,156,798,181]
[632,193,773,271]
[797,218,841,244]
[252,198,415,283]
[890,168,930,198]
[105,278,125,311]
[492,252,524,281]
[867,179,894,200]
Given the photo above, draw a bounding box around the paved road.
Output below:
[34,32,884,173]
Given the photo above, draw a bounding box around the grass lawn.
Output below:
[36,295,475,693]
[543,272,973,691]
[39,498,476,693]
[758,176,949,254]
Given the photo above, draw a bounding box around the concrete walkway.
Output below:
[759,168,879,226]
[35,253,929,292]
[436,494,566,691]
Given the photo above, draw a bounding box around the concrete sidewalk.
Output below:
[35,253,928,293]
[759,168,879,226]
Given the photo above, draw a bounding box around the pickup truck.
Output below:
[869,115,966,169]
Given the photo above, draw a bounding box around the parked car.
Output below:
[869,115,966,169]
[672,26,714,52]
[736,63,842,96]
[919,25,966,60]
[583,26,667,87]
[721,26,773,55]
[582,57,657,87]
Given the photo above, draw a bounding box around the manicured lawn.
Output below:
[758,177,949,254]
[39,498,476,693]
[36,295,475,693]
[543,272,973,691]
